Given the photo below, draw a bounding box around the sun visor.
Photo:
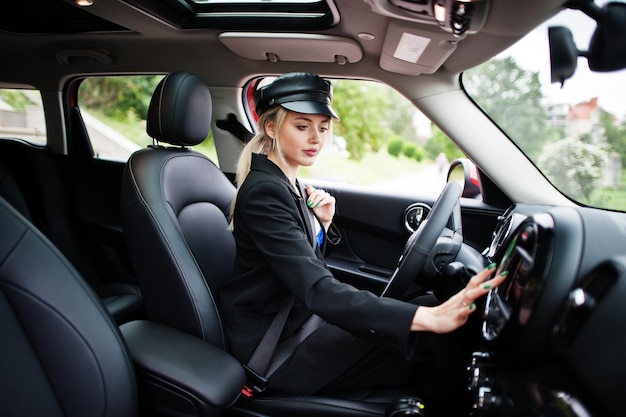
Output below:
[379,20,459,75]
[219,33,362,65]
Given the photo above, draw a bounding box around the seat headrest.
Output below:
[147,72,212,147]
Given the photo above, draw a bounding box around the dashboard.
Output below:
[467,203,626,417]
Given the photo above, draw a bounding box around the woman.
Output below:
[220,72,506,413]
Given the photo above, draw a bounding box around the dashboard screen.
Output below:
[482,216,554,343]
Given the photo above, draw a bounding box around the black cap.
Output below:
[254,72,339,120]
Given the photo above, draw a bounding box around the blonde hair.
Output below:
[229,106,288,227]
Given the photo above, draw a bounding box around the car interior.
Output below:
[2,0,626,417]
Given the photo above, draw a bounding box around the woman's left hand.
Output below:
[306,185,335,229]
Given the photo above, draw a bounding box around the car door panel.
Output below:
[312,181,503,294]
[72,157,137,286]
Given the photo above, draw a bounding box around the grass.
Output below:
[87,109,151,145]
[299,148,429,186]
[590,169,626,211]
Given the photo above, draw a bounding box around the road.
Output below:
[371,163,448,196]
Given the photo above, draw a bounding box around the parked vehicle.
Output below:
[1,1,625,416]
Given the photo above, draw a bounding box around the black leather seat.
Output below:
[120,71,412,417]
[0,193,243,417]
[0,195,137,417]
[120,72,236,347]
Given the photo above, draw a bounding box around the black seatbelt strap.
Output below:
[297,180,318,249]
[216,113,254,143]
[241,181,321,397]
[242,295,295,395]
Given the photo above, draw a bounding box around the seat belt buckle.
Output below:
[242,365,269,396]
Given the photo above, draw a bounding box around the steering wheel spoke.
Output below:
[381,182,463,299]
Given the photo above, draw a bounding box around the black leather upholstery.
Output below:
[120,72,409,417]
[0,196,137,417]
[0,153,142,322]
[121,72,235,348]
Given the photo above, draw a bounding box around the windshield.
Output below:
[464,1,626,212]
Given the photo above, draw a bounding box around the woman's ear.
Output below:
[264,119,275,139]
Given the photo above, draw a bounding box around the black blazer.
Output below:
[220,154,418,363]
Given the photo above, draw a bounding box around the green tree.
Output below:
[425,126,464,161]
[599,109,626,159]
[537,137,606,202]
[463,57,558,157]
[0,89,35,110]
[332,80,394,160]
[380,87,420,143]
[79,76,162,122]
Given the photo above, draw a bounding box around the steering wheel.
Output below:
[381,181,463,300]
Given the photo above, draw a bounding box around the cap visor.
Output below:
[281,101,339,121]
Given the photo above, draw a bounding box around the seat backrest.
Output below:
[0,196,137,417]
[121,72,236,349]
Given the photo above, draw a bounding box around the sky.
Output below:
[500,2,626,119]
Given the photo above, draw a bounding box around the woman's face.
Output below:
[267,110,331,171]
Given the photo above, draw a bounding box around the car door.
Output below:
[309,175,505,295]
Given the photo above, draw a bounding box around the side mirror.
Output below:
[447,158,481,198]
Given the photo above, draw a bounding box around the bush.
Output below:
[387,136,404,157]
[402,142,417,158]
[413,146,425,162]
[537,137,606,202]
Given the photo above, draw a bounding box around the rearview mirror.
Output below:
[549,1,626,86]
[549,26,578,86]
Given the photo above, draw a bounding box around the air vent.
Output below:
[553,262,618,348]
[403,203,431,233]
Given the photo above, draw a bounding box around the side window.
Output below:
[246,78,464,196]
[77,76,218,163]
[0,88,47,145]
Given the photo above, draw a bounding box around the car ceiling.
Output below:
[0,0,565,89]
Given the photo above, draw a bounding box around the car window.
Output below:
[245,77,465,197]
[0,88,46,145]
[463,3,626,212]
[77,75,218,163]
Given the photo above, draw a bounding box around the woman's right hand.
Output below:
[410,265,508,334]
[305,184,335,230]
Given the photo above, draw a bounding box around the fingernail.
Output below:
[469,303,475,310]
[487,262,496,270]
[307,200,314,208]
[500,270,509,277]
[483,284,492,290]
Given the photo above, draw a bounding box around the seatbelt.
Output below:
[241,181,324,397]
[243,295,295,395]
[297,180,318,249]
[216,113,254,143]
